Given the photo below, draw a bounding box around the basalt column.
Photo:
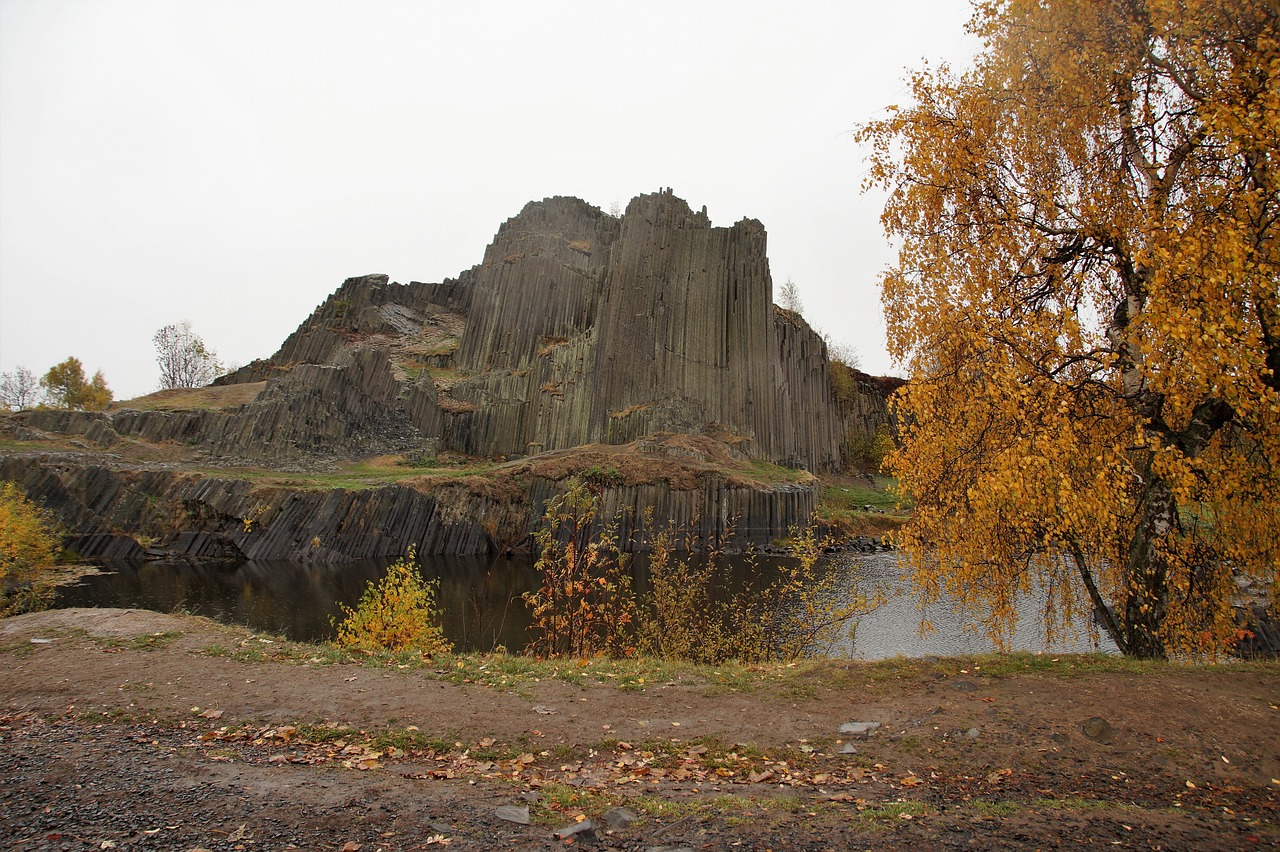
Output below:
[591,191,778,452]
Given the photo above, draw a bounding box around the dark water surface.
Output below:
[54,552,1115,659]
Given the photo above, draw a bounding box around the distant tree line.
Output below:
[0,358,112,412]
[0,320,225,412]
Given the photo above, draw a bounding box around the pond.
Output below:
[53,551,1116,659]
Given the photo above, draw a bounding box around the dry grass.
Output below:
[113,383,265,412]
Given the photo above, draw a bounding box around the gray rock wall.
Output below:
[192,191,892,472]
[0,455,815,560]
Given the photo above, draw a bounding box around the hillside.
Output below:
[0,191,896,560]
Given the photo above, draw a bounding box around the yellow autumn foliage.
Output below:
[0,481,62,615]
[859,0,1279,657]
[333,548,452,655]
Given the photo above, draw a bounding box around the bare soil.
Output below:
[2,608,1278,851]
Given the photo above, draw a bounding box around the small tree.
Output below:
[0,367,40,411]
[778,277,804,315]
[154,321,222,389]
[523,480,637,658]
[39,357,112,411]
[827,339,862,404]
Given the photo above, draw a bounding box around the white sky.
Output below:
[0,0,978,401]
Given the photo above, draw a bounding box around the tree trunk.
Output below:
[1120,474,1177,659]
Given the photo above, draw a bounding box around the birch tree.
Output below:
[859,0,1279,657]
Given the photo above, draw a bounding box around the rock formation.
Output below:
[2,190,897,558]
[203,189,888,471]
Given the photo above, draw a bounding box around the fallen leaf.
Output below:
[199,709,224,720]
[986,768,1013,784]
[341,844,363,852]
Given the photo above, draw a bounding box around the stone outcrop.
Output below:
[195,190,891,473]
[0,452,813,562]
[3,189,899,558]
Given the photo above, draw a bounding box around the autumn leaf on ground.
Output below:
[986,769,1013,784]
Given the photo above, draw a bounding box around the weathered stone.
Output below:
[1081,716,1114,744]
[553,819,594,839]
[839,721,881,737]
[600,807,638,829]
[494,805,530,825]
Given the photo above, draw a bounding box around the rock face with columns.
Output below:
[3,190,899,558]
[209,189,886,471]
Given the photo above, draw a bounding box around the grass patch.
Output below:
[371,727,454,753]
[531,783,621,824]
[195,631,1279,701]
[820,479,902,513]
[731,459,814,486]
[855,800,930,827]
[113,383,265,412]
[814,476,911,539]
[972,800,1021,817]
[123,631,183,651]
[1032,797,1114,811]
[188,455,498,491]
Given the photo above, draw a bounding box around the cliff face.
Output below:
[0,451,814,561]
[3,190,896,558]
[381,190,874,470]
[190,189,888,473]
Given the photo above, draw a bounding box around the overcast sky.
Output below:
[0,0,978,401]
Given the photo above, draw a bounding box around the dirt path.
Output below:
[2,609,1278,851]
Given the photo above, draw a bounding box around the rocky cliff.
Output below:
[0,439,816,561]
[198,189,888,471]
[3,190,896,558]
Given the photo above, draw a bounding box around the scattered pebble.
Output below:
[495,805,531,825]
[1081,716,1115,744]
[554,819,594,840]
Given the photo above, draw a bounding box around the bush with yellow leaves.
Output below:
[333,547,452,655]
[0,480,62,615]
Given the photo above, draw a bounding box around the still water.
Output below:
[54,551,1115,659]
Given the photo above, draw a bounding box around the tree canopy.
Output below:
[154,321,222,389]
[39,357,112,411]
[860,0,1279,657]
[0,367,40,411]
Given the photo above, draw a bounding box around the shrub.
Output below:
[333,548,452,655]
[845,423,896,473]
[637,522,883,664]
[523,480,636,658]
[0,481,62,615]
[524,483,885,664]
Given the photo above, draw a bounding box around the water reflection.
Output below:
[822,552,1116,659]
[54,556,539,652]
[54,551,1116,659]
